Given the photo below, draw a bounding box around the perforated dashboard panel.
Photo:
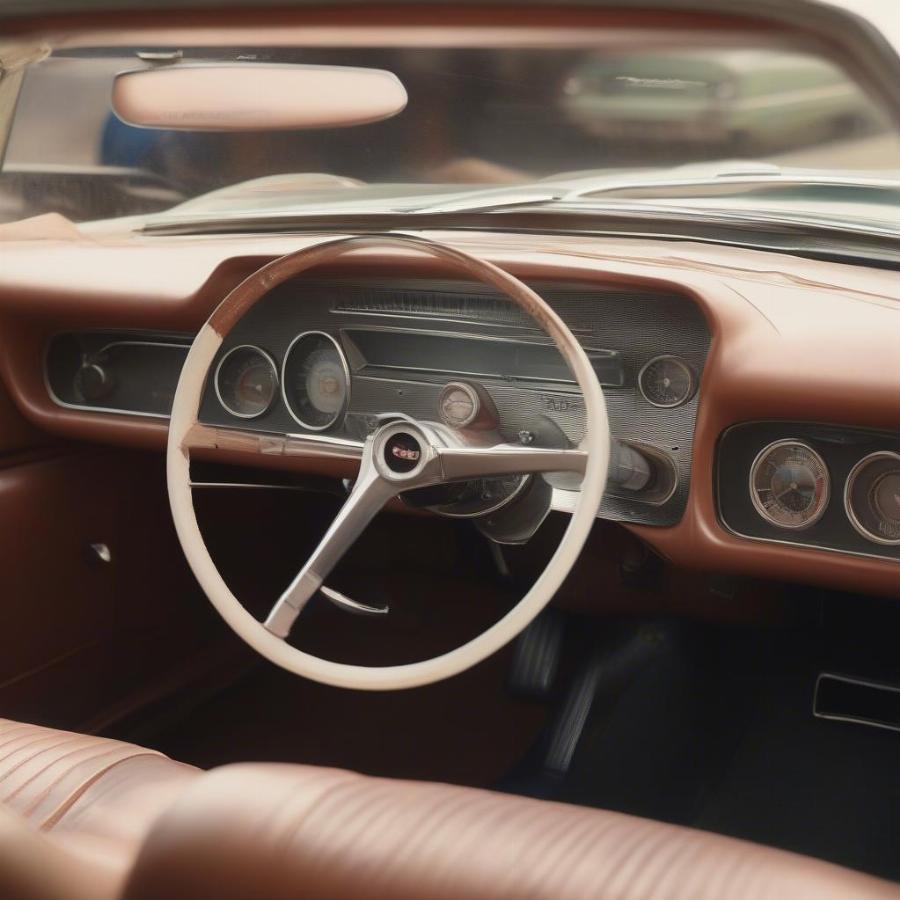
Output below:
[198,278,711,526]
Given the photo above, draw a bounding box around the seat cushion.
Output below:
[121,762,900,900]
[0,719,196,833]
[0,719,199,898]
[1,718,899,900]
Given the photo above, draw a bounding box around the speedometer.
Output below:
[281,331,350,431]
[750,440,830,529]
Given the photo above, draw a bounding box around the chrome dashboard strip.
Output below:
[720,518,900,567]
[45,396,172,419]
[188,481,314,491]
[94,339,190,354]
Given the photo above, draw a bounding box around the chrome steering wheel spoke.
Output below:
[435,443,587,481]
[264,438,395,638]
[262,424,586,639]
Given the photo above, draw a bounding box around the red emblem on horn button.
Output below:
[384,433,422,473]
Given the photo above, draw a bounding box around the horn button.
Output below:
[383,432,424,474]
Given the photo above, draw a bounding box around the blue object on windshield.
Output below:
[100,113,172,169]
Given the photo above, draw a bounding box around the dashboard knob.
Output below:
[608,440,653,492]
[75,361,114,402]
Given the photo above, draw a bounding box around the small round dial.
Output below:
[750,440,830,529]
[638,355,696,408]
[438,382,480,429]
[282,332,350,431]
[214,345,278,419]
[844,451,900,545]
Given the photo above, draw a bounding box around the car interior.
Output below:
[3,1,900,898]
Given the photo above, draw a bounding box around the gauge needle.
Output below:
[774,483,800,501]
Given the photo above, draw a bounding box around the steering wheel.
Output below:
[167,235,610,690]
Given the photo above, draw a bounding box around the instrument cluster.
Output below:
[718,423,900,561]
[196,277,711,528]
[43,277,712,530]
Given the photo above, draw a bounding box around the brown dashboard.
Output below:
[2,228,900,599]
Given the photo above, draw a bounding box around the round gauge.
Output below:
[281,331,350,431]
[214,345,278,419]
[438,382,480,429]
[750,440,830,529]
[844,451,900,545]
[638,355,696,408]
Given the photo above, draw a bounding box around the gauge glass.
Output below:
[638,355,696,408]
[750,440,830,529]
[282,332,349,431]
[438,382,479,429]
[844,451,900,545]
[214,345,278,419]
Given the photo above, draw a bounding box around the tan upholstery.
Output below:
[123,763,900,900]
[0,718,899,900]
[0,719,198,898]
[0,720,193,832]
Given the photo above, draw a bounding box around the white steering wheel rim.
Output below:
[167,235,610,690]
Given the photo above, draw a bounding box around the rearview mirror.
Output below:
[111,63,408,131]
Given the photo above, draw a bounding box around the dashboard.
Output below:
[4,229,900,600]
[45,277,710,528]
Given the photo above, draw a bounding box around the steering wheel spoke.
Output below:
[435,443,587,481]
[264,441,395,639]
[183,423,363,463]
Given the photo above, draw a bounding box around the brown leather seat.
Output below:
[0,719,198,900]
[1,718,898,900]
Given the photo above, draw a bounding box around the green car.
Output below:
[561,48,888,152]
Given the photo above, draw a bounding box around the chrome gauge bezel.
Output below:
[844,451,900,546]
[438,381,480,429]
[637,354,696,409]
[213,344,279,420]
[281,330,351,432]
[749,439,830,530]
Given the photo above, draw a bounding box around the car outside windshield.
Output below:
[1,41,898,224]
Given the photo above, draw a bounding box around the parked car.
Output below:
[561,48,889,153]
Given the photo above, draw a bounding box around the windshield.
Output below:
[3,41,899,224]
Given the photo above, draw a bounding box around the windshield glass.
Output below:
[3,41,899,224]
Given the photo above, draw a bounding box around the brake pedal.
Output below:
[544,622,672,775]
[508,610,565,700]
